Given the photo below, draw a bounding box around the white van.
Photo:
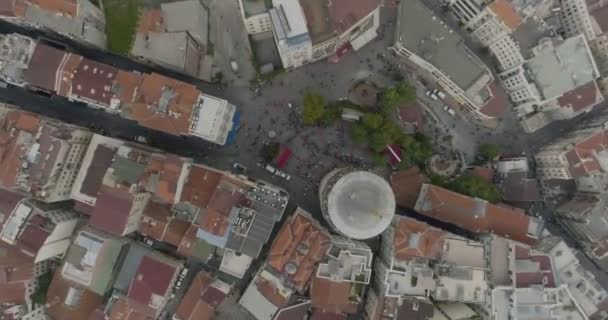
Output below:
[443,105,456,116]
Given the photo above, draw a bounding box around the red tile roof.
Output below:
[327,0,382,34]
[24,44,66,92]
[154,155,184,203]
[310,310,348,320]
[127,73,200,136]
[17,222,50,256]
[137,9,165,33]
[480,82,508,118]
[198,208,230,237]
[470,166,494,183]
[89,186,135,236]
[563,129,608,178]
[108,295,156,320]
[310,276,358,315]
[139,201,172,241]
[128,255,178,310]
[114,71,142,103]
[513,245,556,288]
[0,242,35,278]
[0,111,40,189]
[46,271,104,320]
[398,102,424,128]
[177,225,199,258]
[0,240,35,304]
[255,276,290,308]
[162,218,189,247]
[390,167,429,208]
[267,208,331,293]
[0,281,26,304]
[415,184,540,245]
[180,165,223,208]
[274,301,312,320]
[0,188,25,218]
[57,53,83,97]
[488,0,523,30]
[175,272,228,320]
[393,216,445,262]
[71,59,118,107]
[558,81,602,113]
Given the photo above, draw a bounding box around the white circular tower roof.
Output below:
[326,170,395,239]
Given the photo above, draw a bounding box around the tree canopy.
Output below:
[379,81,416,113]
[351,111,434,166]
[478,143,501,161]
[302,92,326,125]
[448,174,502,203]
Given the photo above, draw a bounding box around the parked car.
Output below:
[231,60,239,73]
[436,90,446,99]
[443,105,456,116]
[233,163,247,173]
[265,164,277,174]
[179,268,189,279]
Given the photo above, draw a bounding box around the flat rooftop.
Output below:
[272,0,309,40]
[242,0,269,17]
[396,0,488,91]
[526,35,598,100]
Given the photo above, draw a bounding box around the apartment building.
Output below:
[0,34,238,145]
[534,118,608,184]
[173,271,232,320]
[267,0,382,70]
[269,0,313,70]
[311,236,373,318]
[487,241,589,320]
[239,208,332,320]
[556,194,608,272]
[237,0,272,34]
[0,0,106,48]
[393,0,499,120]
[107,252,183,319]
[132,0,208,78]
[586,0,608,91]
[0,107,92,203]
[414,184,543,245]
[560,0,596,39]
[0,198,79,264]
[500,35,603,132]
[369,216,489,320]
[0,239,53,308]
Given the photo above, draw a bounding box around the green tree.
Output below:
[379,81,416,113]
[370,131,391,153]
[372,152,388,166]
[478,143,501,160]
[262,143,280,162]
[380,120,404,143]
[320,103,344,126]
[379,87,400,112]
[400,133,433,165]
[362,113,384,129]
[396,81,416,103]
[302,92,325,126]
[351,123,369,144]
[448,174,502,203]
